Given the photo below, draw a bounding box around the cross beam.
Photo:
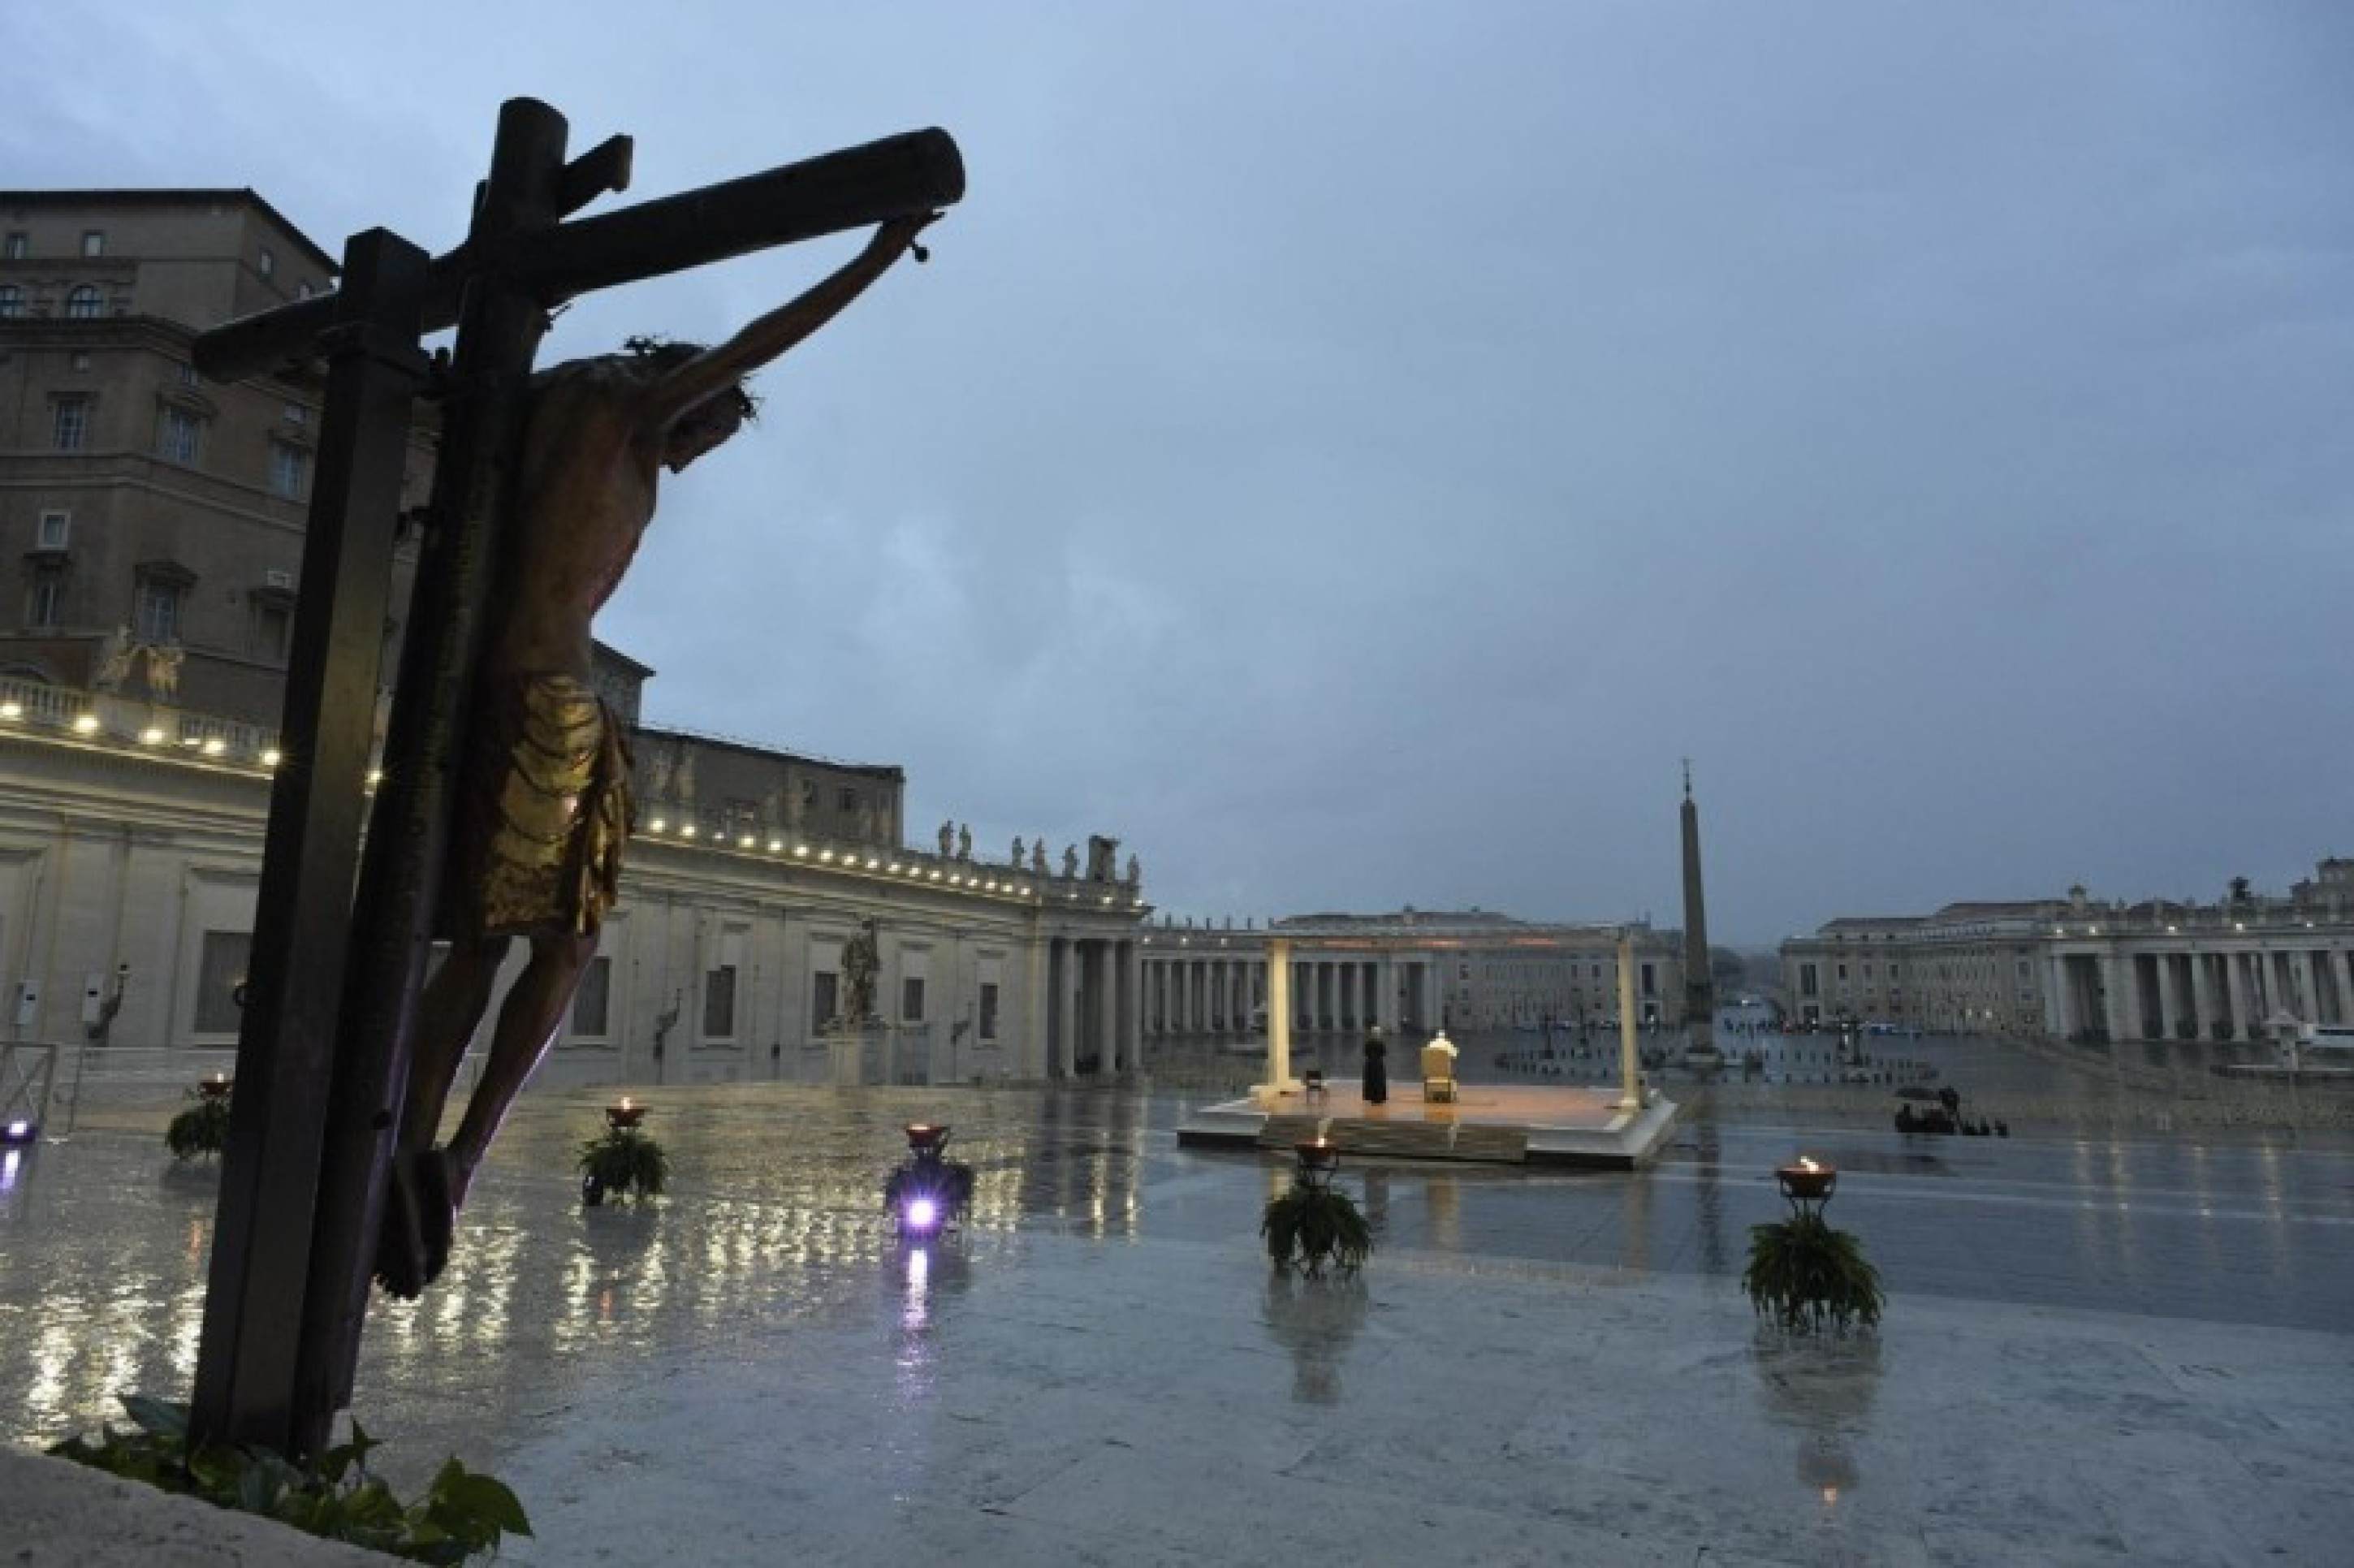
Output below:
[194,127,962,381]
[189,96,963,1460]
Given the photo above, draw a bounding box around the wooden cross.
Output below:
[187,97,963,1458]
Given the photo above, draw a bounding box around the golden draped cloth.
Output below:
[446,673,633,940]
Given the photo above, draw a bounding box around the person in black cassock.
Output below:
[1362,1026,1389,1105]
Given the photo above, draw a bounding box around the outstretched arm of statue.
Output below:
[639,213,939,432]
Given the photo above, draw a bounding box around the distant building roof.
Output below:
[0,188,340,275]
[632,721,904,780]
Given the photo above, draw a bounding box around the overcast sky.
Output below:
[6,3,2348,944]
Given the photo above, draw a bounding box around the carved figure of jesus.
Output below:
[377,213,936,1297]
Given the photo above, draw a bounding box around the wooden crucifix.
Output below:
[187,96,963,1460]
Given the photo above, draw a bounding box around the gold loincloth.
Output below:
[447,673,633,940]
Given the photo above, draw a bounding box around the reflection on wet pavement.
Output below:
[2,1071,2350,1511]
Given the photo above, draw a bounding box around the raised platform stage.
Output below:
[1175,1080,1680,1168]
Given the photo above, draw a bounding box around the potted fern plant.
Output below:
[1743,1164,1884,1334]
[165,1082,232,1161]
[1261,1140,1372,1276]
[577,1124,668,1206]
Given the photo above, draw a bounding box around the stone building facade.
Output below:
[0,190,435,728]
[0,188,1147,1085]
[0,683,1146,1084]
[1782,867,2354,1043]
[1139,909,1687,1040]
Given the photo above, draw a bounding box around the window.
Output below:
[80,231,104,258]
[177,361,201,388]
[52,397,89,451]
[70,351,90,372]
[2,233,24,259]
[0,285,20,318]
[1837,964,1848,982]
[269,442,308,499]
[65,284,102,318]
[296,281,313,300]
[979,982,1000,1041]
[1639,962,1656,997]
[36,511,69,550]
[282,401,307,426]
[702,963,737,1038]
[157,407,203,464]
[812,970,839,1027]
[902,976,926,1024]
[257,247,275,279]
[838,787,857,812]
[28,568,63,628]
[572,957,611,1037]
[136,576,183,644]
[254,602,292,663]
[195,931,251,1034]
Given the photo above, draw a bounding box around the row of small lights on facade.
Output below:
[2,704,1143,908]
[2,701,285,770]
[2052,919,2313,937]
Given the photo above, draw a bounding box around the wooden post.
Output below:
[191,229,430,1454]
[291,97,579,1457]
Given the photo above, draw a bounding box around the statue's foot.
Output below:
[374,1155,431,1300]
[373,1148,459,1300]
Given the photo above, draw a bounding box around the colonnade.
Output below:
[2048,944,2354,1043]
[1043,935,1139,1077]
[1141,952,1446,1037]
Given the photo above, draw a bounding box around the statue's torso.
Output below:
[486,372,660,677]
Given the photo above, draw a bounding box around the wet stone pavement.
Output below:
[3,1067,2352,1566]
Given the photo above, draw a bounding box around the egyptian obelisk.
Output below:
[1680,762,1722,1065]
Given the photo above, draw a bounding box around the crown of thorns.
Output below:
[624,335,760,422]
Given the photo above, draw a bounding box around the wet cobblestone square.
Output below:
[5,1049,2352,1564]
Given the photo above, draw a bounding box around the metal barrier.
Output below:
[44,1043,483,1134]
[1,1043,59,1134]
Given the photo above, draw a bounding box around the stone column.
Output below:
[2225,951,2252,1040]
[2101,952,2140,1041]
[1094,942,1118,1073]
[2189,952,2216,1042]
[1260,937,1297,1096]
[2156,955,2182,1042]
[1050,939,1074,1078]
[2291,950,2317,1024]
[2334,950,2354,1026]
[2045,953,2073,1038]
[1616,930,1642,1110]
[1115,940,1138,1073]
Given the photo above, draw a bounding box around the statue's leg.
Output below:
[446,930,599,1207]
[397,935,508,1152]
